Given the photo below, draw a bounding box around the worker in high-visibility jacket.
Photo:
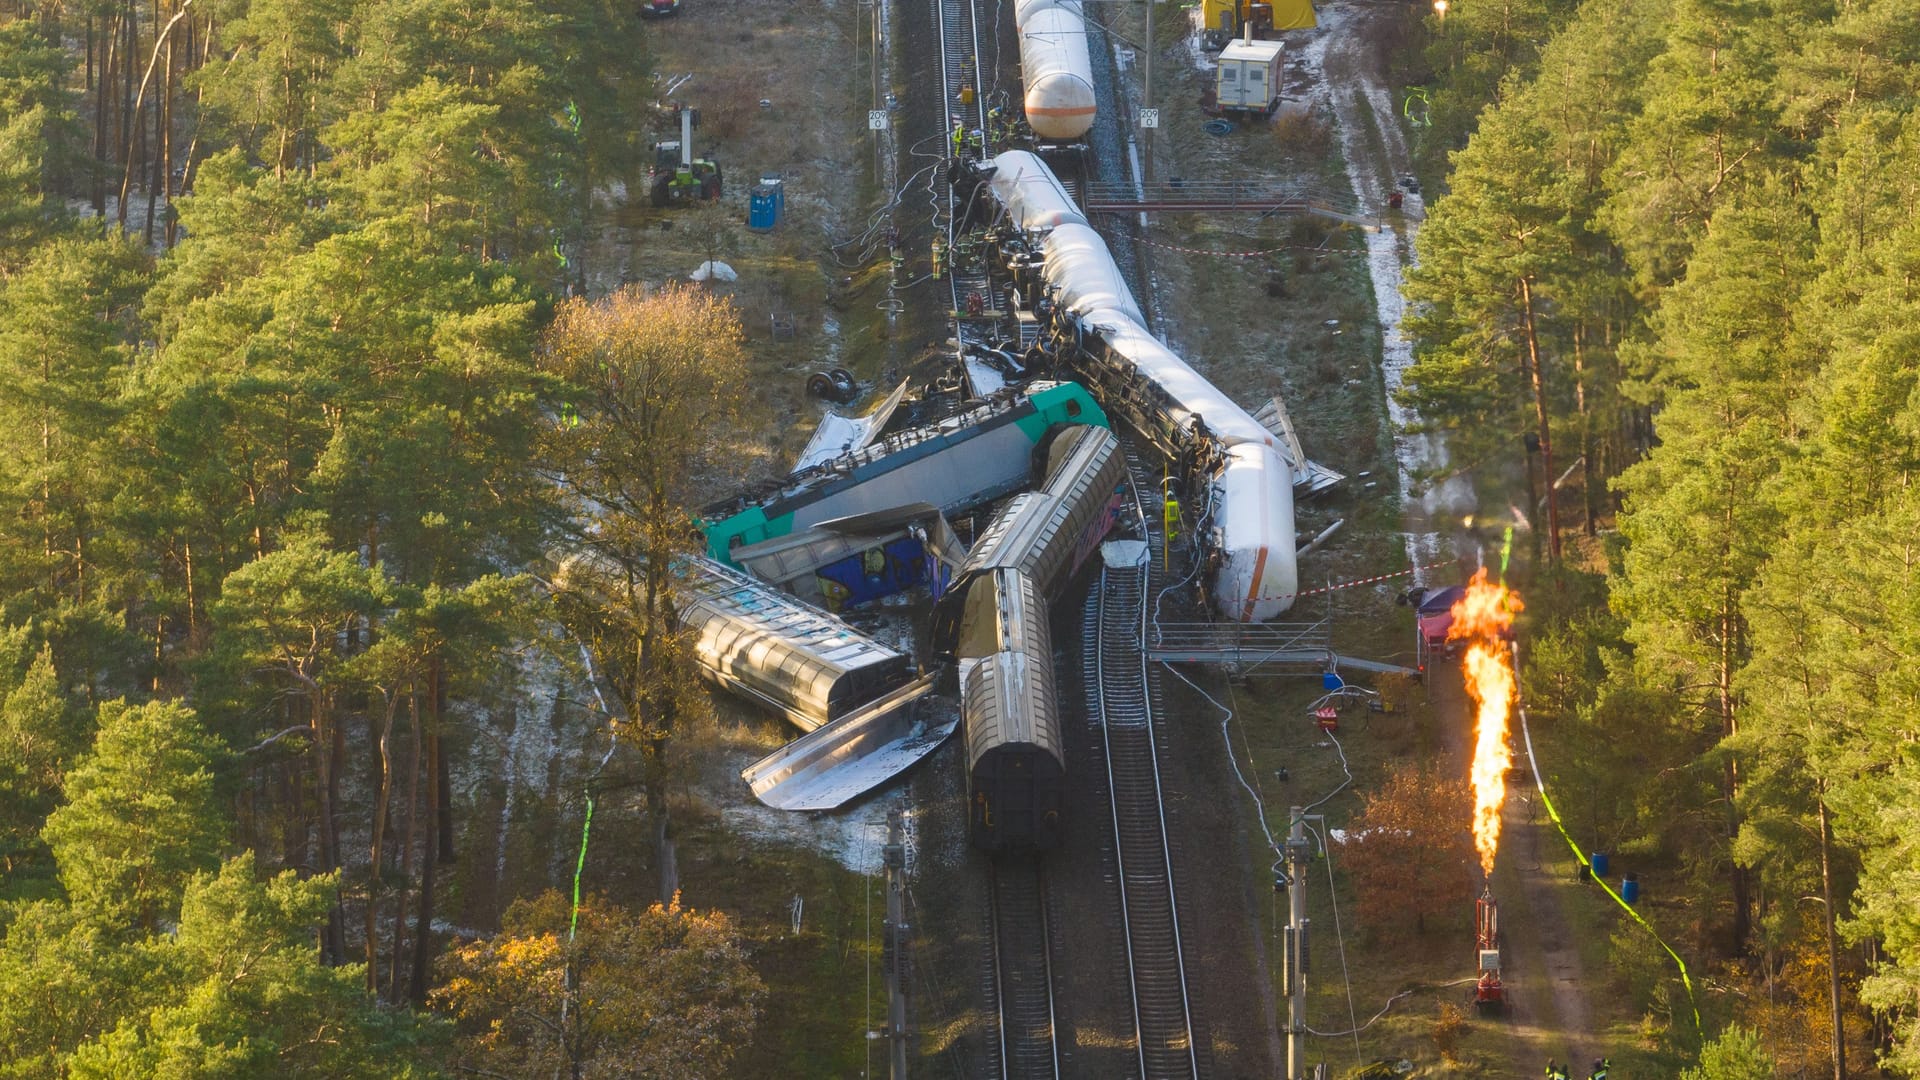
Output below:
[930,236,946,280]
[1161,484,1180,570]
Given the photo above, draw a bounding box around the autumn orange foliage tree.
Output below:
[1338,762,1475,936]
[433,890,764,1080]
[541,283,750,903]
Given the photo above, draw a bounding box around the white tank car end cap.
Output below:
[1101,539,1149,568]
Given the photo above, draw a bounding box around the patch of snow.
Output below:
[964,356,1008,397]
[718,759,901,874]
[494,647,569,887]
[1299,1,1475,583]
[65,190,167,252]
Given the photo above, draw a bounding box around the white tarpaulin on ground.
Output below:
[690,260,738,281]
[793,378,912,472]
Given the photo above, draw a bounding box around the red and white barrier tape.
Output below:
[1092,225,1356,260]
[1254,559,1458,603]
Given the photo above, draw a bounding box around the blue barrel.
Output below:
[1590,852,1609,879]
[1621,875,1640,904]
[748,185,777,231]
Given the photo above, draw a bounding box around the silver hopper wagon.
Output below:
[679,556,914,732]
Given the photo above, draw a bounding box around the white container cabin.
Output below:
[1214,29,1284,116]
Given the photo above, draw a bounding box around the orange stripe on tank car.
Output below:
[1244,545,1268,623]
[1026,104,1098,117]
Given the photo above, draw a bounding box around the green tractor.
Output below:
[649,105,722,208]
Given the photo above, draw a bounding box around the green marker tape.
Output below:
[569,791,595,940]
[1516,669,1702,1036]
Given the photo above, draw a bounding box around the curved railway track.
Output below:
[1082,461,1205,1080]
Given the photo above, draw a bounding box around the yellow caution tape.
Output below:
[1514,644,1702,1036]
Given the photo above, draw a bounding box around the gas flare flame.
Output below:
[1449,569,1522,877]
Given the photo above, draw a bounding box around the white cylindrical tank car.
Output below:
[1013,0,1097,141]
[990,149,1088,231]
[1043,224,1148,328]
[986,151,1303,619]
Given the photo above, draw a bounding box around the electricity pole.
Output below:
[1284,807,1312,1079]
[884,806,908,1079]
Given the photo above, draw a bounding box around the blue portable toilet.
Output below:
[747,185,776,230]
[1621,874,1640,904]
[749,173,784,232]
[1590,852,1609,879]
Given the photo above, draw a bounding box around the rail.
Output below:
[937,0,999,326]
[988,861,1061,1080]
[1086,464,1202,1079]
[941,7,1066,1076]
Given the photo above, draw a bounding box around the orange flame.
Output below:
[1448,569,1522,877]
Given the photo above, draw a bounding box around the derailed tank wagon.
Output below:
[981,150,1339,620]
[1013,0,1098,143]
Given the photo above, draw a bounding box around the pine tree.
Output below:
[1600,0,1789,290]
[1681,1026,1777,1080]
[0,899,154,1073]
[66,853,441,1078]
[1610,181,1819,958]
[206,532,391,962]
[0,637,87,883]
[41,698,226,932]
[0,20,81,266]
[0,235,149,610]
[1404,100,1578,555]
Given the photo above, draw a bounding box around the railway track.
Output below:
[1082,461,1204,1080]
[985,860,1061,1080]
[934,0,998,323]
[942,2,1066,1072]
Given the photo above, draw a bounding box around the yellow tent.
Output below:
[1269,0,1316,30]
[1199,0,1318,36]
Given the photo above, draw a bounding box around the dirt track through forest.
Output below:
[1313,1,1599,1071]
